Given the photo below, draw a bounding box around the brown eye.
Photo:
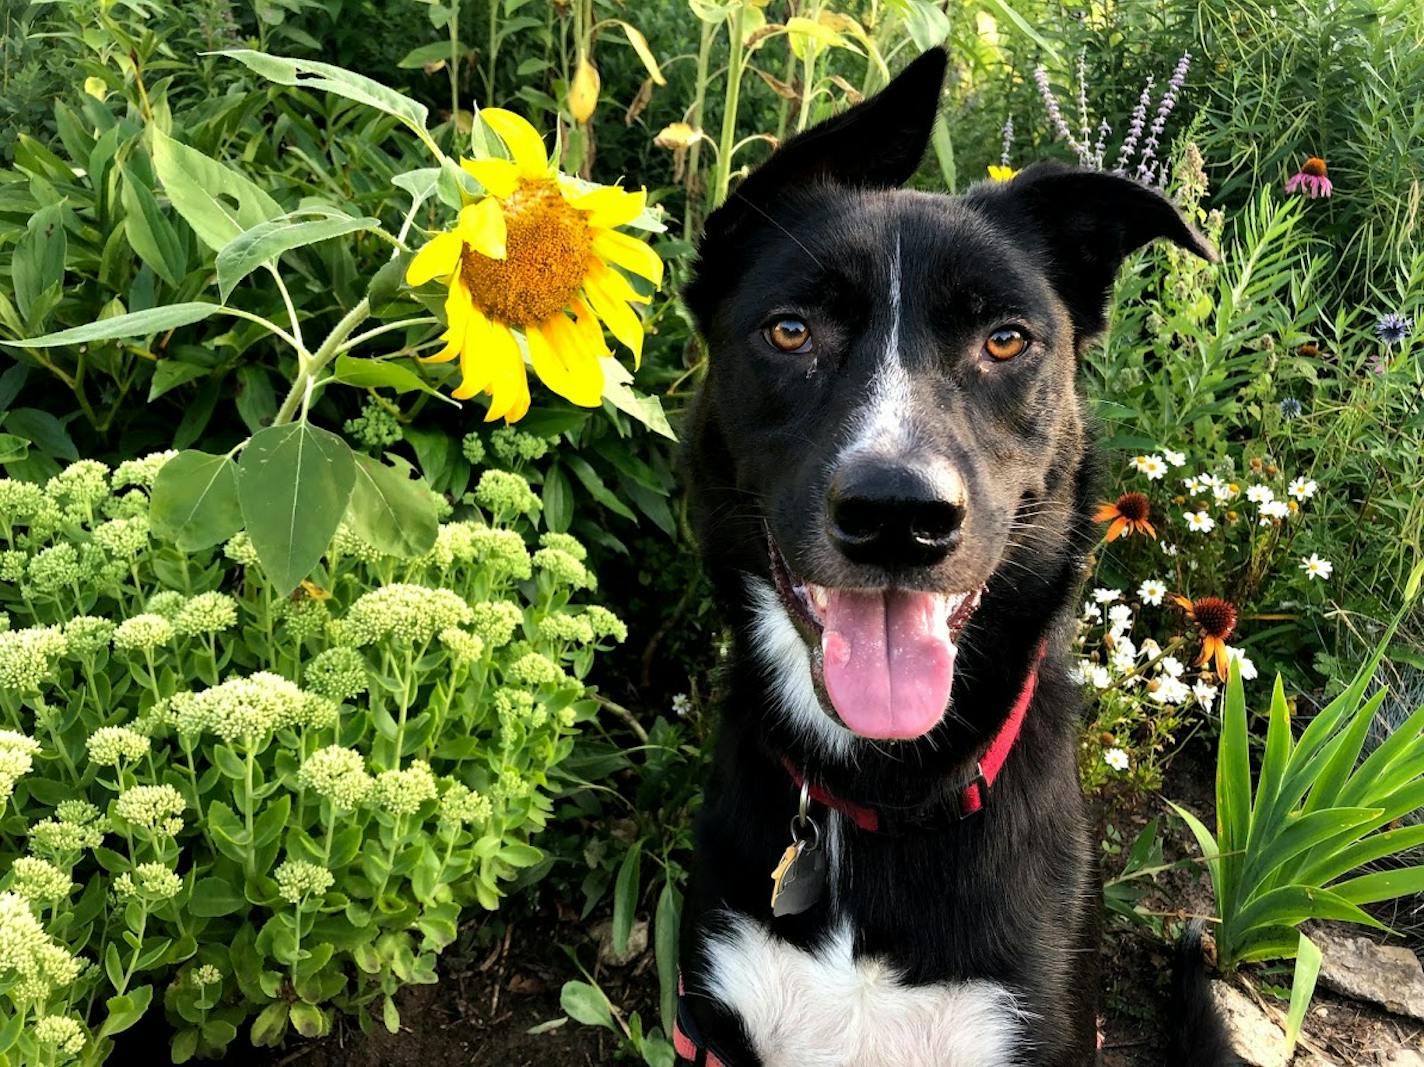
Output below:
[984,327,1028,361]
[766,317,812,353]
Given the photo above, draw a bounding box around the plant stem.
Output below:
[272,298,373,426]
[243,744,257,879]
[711,10,747,208]
[683,18,717,239]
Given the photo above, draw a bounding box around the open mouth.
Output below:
[767,530,983,741]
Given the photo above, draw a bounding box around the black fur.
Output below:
[678,47,1230,1066]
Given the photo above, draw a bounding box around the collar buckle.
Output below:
[957,761,989,820]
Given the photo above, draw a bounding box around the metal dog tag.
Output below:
[770,839,827,917]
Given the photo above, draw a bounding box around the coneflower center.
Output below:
[1116,492,1150,522]
[1302,157,1328,177]
[460,179,593,326]
[1190,597,1237,640]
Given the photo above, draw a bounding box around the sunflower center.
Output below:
[1191,597,1237,640]
[460,179,593,326]
[1116,491,1150,523]
[1302,157,1328,177]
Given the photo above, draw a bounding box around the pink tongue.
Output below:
[821,589,956,739]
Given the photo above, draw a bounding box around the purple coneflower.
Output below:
[1375,312,1414,346]
[1285,157,1333,199]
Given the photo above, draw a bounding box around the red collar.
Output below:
[781,663,1039,833]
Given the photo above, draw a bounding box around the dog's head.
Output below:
[685,49,1213,753]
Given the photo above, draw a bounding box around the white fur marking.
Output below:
[844,236,914,458]
[699,912,1029,1067]
[746,577,854,761]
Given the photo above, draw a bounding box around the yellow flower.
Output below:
[987,165,1018,181]
[406,109,662,422]
[569,57,601,124]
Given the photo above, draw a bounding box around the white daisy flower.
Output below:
[1137,579,1167,606]
[1093,588,1123,604]
[1090,665,1113,689]
[1288,477,1317,500]
[1184,511,1215,533]
[1158,656,1185,679]
[1225,646,1257,681]
[1192,679,1219,710]
[1162,449,1186,467]
[1108,604,1134,626]
[1300,554,1333,580]
[1104,748,1130,772]
[1081,602,1103,622]
[1161,542,1178,557]
[1245,484,1274,505]
[1259,500,1290,524]
[1133,454,1167,480]
[1183,475,1205,494]
[1139,638,1162,659]
[1150,677,1191,705]
[1211,482,1240,503]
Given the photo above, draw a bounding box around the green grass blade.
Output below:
[1284,933,1321,1056]
[1302,689,1389,814]
[1240,807,1382,893]
[1218,663,1253,916]
[1328,865,1424,905]
[1230,885,1387,949]
[1339,701,1424,807]
[1299,824,1424,887]
[1168,802,1223,917]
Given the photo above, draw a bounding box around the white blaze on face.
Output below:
[697,911,1029,1067]
[843,234,915,461]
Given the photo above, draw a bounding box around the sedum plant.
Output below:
[1173,560,1424,1053]
[0,450,624,1064]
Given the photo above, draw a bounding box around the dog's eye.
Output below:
[765,317,812,354]
[984,327,1028,361]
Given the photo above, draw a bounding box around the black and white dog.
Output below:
[674,48,1240,1067]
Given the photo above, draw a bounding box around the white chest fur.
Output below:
[697,911,1029,1067]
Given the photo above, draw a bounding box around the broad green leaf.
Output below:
[1,408,76,461]
[612,842,641,956]
[541,464,573,533]
[1328,865,1424,905]
[1303,688,1388,816]
[98,984,153,1038]
[150,450,243,551]
[289,1002,325,1038]
[560,980,616,1031]
[1168,802,1222,908]
[1241,807,1380,894]
[931,112,956,192]
[151,127,282,252]
[148,359,210,402]
[216,51,436,151]
[1299,824,1424,888]
[3,303,221,349]
[11,203,66,323]
[1284,933,1321,1055]
[236,421,356,594]
[654,881,682,1037]
[497,842,543,868]
[190,877,247,917]
[216,213,382,300]
[250,1002,289,1046]
[346,452,440,559]
[1250,676,1292,832]
[121,168,186,287]
[1340,700,1424,807]
[1217,664,1252,915]
[564,454,636,521]
[0,434,28,464]
[331,354,448,399]
[979,0,1060,60]
[1230,884,1385,943]
[599,357,675,440]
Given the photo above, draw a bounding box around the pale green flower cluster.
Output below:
[344,399,403,449]
[29,803,107,857]
[114,862,182,902]
[9,856,74,902]
[339,584,472,646]
[538,531,587,561]
[274,859,333,904]
[439,627,485,666]
[489,426,550,465]
[474,470,541,518]
[175,592,239,636]
[467,526,532,581]
[438,781,492,827]
[222,532,261,567]
[0,551,24,582]
[86,726,151,766]
[372,760,438,816]
[505,650,564,688]
[113,613,175,653]
[173,672,309,742]
[532,547,596,590]
[469,600,522,647]
[331,523,383,564]
[298,745,373,811]
[0,478,48,525]
[0,890,84,999]
[0,625,67,691]
[145,590,187,619]
[459,432,486,466]
[0,731,40,802]
[47,460,110,522]
[192,963,222,986]
[112,450,176,491]
[33,1014,87,1057]
[114,784,186,836]
[304,647,370,702]
[64,615,115,656]
[277,597,329,641]
[536,613,595,646]
[92,515,150,558]
[582,605,628,643]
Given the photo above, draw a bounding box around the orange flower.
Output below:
[1173,595,1238,679]
[1093,492,1156,541]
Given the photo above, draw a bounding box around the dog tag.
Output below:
[770,839,827,917]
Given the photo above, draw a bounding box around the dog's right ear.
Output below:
[686,47,946,323]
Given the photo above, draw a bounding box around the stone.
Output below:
[1377,1052,1424,1067]
[1315,930,1424,1022]
[1209,980,1287,1067]
[592,918,648,967]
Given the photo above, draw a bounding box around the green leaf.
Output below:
[497,842,543,868]
[1168,802,1222,908]
[150,126,282,253]
[559,980,616,1031]
[3,303,222,349]
[346,452,440,559]
[654,881,681,1037]
[1230,885,1385,947]
[289,1002,325,1038]
[1242,807,1381,893]
[215,51,436,151]
[236,421,356,594]
[148,359,210,402]
[0,434,28,464]
[1284,932,1321,1055]
[1217,664,1252,915]
[250,1002,289,1047]
[121,168,186,287]
[150,450,244,552]
[1328,865,1424,905]
[216,213,382,301]
[190,877,248,917]
[541,464,573,533]
[98,984,153,1038]
[978,0,1060,60]
[1302,688,1388,815]
[1,408,76,461]
[612,842,641,957]
[599,357,675,440]
[931,112,956,192]
[11,203,66,324]
[331,354,448,399]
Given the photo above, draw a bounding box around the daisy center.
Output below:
[460,179,594,326]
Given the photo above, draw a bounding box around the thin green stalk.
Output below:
[272,298,373,426]
[683,18,717,239]
[711,10,748,208]
[243,744,257,878]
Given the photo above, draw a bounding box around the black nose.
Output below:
[827,457,966,568]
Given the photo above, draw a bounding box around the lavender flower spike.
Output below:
[1115,77,1155,173]
[1136,52,1192,183]
[1001,115,1015,169]
[1034,65,1085,158]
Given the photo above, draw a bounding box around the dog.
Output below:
[675,48,1240,1067]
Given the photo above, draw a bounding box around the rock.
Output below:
[592,918,648,967]
[1315,930,1424,1021]
[1378,1052,1424,1067]
[1209,980,1287,1067]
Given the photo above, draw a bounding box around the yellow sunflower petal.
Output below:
[406,231,464,287]
[480,108,549,178]
[569,184,646,229]
[587,261,649,305]
[460,157,520,198]
[422,280,476,365]
[448,302,496,400]
[583,268,645,367]
[483,324,532,422]
[457,198,508,260]
[527,315,605,408]
[570,299,611,358]
[592,229,663,287]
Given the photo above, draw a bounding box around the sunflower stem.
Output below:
[711,7,747,208]
[273,298,372,426]
[683,18,717,239]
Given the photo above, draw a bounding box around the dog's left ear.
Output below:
[967,161,1218,337]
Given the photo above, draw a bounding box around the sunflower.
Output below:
[406,108,663,422]
[1172,595,1237,680]
[1093,492,1156,541]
